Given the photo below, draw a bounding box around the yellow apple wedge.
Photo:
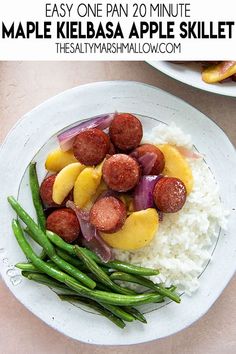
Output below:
[157,144,193,194]
[202,62,236,83]
[45,148,77,172]
[52,162,85,204]
[101,208,159,250]
[73,162,104,208]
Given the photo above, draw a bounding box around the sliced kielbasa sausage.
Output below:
[90,196,126,233]
[73,128,110,166]
[39,174,72,208]
[133,144,165,175]
[153,177,187,213]
[102,154,140,192]
[46,208,80,243]
[40,174,57,207]
[107,141,116,155]
[109,113,143,151]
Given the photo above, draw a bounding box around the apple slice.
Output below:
[45,148,78,172]
[52,162,85,204]
[101,208,159,250]
[73,163,103,209]
[202,61,236,83]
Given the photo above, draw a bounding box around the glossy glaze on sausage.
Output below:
[102,154,140,192]
[109,113,143,151]
[90,196,126,233]
[153,177,187,213]
[46,208,80,243]
[73,128,110,165]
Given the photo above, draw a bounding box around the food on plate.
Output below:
[102,154,140,192]
[175,61,236,84]
[52,162,85,204]
[90,196,126,233]
[8,113,226,328]
[101,208,159,250]
[108,141,116,155]
[132,144,165,175]
[153,177,187,213]
[45,148,77,172]
[109,113,143,150]
[73,128,110,165]
[201,61,236,84]
[46,208,80,243]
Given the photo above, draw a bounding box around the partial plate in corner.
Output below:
[147,61,236,97]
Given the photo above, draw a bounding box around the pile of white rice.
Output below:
[114,123,228,294]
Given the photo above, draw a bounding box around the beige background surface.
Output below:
[0,61,235,354]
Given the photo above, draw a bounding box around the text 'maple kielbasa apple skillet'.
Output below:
[8,112,201,328]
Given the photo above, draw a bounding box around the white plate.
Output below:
[147,61,236,97]
[0,81,236,345]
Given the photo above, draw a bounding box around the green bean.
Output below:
[93,282,147,323]
[39,249,48,260]
[55,248,83,267]
[87,273,133,295]
[23,270,134,323]
[25,226,96,288]
[122,307,147,324]
[28,163,47,261]
[16,261,59,272]
[110,272,180,303]
[12,220,164,306]
[25,228,48,260]
[60,294,134,322]
[65,277,164,306]
[8,197,96,289]
[47,231,159,276]
[16,263,43,273]
[56,249,110,274]
[74,246,135,296]
[59,295,125,329]
[29,162,46,231]
[95,303,135,322]
[168,286,177,292]
[22,272,84,295]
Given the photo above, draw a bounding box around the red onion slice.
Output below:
[66,201,113,262]
[81,236,113,263]
[58,113,115,151]
[66,201,92,241]
[130,151,157,175]
[134,175,162,211]
[175,146,202,159]
[138,153,157,175]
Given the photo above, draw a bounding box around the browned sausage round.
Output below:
[90,196,126,233]
[108,141,116,155]
[153,177,187,213]
[46,208,80,243]
[40,174,57,207]
[73,128,110,166]
[133,144,165,175]
[39,174,72,208]
[102,154,140,192]
[109,113,143,151]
